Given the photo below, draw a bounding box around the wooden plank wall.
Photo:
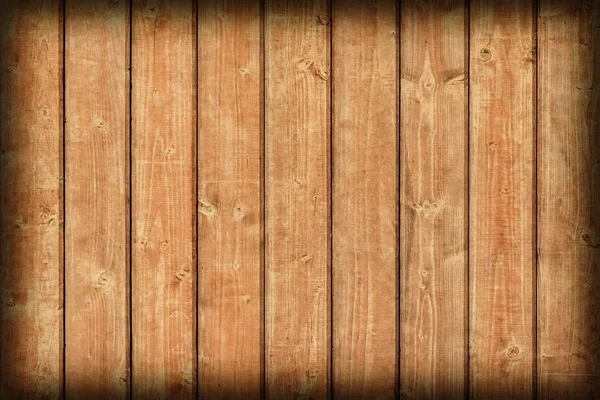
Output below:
[198,0,263,398]
[400,0,468,398]
[0,1,63,398]
[131,0,196,398]
[265,1,331,397]
[0,0,599,399]
[65,1,130,398]
[469,1,536,398]
[333,0,398,398]
[538,1,600,398]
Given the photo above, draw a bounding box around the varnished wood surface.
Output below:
[0,1,598,398]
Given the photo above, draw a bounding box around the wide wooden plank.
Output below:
[538,1,600,398]
[400,0,467,398]
[265,0,331,397]
[0,1,63,397]
[65,1,130,397]
[131,0,196,398]
[197,0,263,398]
[469,0,535,398]
[331,1,397,398]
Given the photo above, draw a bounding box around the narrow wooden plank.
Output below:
[65,1,130,397]
[331,1,397,398]
[538,1,600,398]
[469,0,535,398]
[131,0,196,397]
[197,0,263,398]
[0,1,63,397]
[265,0,330,397]
[400,0,467,398]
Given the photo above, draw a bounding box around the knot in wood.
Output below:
[507,346,520,358]
[480,48,492,61]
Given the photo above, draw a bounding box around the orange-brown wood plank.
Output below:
[331,1,398,398]
[131,0,196,397]
[65,1,130,397]
[197,0,263,398]
[538,1,600,398]
[265,0,331,397]
[0,1,63,397]
[400,0,468,398]
[469,0,536,398]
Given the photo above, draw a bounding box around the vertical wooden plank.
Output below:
[538,1,600,398]
[0,0,63,397]
[469,0,535,398]
[132,0,196,398]
[265,0,330,397]
[65,1,130,397]
[331,1,397,398]
[197,0,263,398]
[400,0,467,398]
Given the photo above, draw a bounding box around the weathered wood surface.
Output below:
[0,0,63,398]
[132,0,196,397]
[400,0,468,398]
[65,1,130,397]
[538,1,600,398]
[265,0,331,397]
[332,1,398,398]
[469,0,536,398]
[198,0,263,398]
[0,1,599,398]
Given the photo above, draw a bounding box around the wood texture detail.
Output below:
[0,1,63,398]
[400,0,468,398]
[198,0,263,398]
[469,0,536,398]
[332,1,398,398]
[265,0,331,397]
[132,0,196,397]
[0,2,598,398]
[65,1,130,397]
[538,1,600,398]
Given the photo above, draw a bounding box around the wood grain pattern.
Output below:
[265,0,331,397]
[5,3,600,398]
[0,1,63,398]
[332,1,397,398]
[132,0,196,398]
[469,0,535,398]
[400,0,467,398]
[197,0,263,398]
[538,1,600,398]
[65,1,130,397]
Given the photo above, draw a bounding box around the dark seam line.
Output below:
[533,0,539,397]
[261,0,267,398]
[329,0,334,398]
[62,0,66,398]
[195,1,200,398]
[397,1,401,398]
[466,0,471,398]
[128,0,133,398]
